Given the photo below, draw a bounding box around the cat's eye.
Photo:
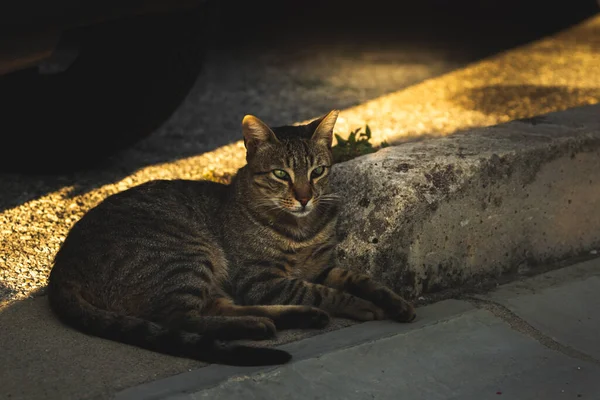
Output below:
[311,166,326,179]
[272,169,290,180]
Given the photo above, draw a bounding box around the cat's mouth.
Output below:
[273,199,315,217]
[287,201,315,217]
[290,207,312,217]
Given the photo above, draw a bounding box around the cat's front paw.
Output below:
[339,297,385,322]
[304,307,331,329]
[382,295,416,323]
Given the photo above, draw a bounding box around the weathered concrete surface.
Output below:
[2,257,599,400]
[332,104,600,299]
[121,257,600,400]
[481,256,600,359]
[0,296,356,400]
[117,299,474,400]
[0,297,201,400]
[183,310,600,400]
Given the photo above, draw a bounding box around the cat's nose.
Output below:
[297,197,310,207]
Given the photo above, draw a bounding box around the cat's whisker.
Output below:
[315,196,340,206]
[319,194,340,200]
[255,202,279,209]
[254,200,283,212]
[317,197,339,203]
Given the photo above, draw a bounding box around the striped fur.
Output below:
[48,110,415,367]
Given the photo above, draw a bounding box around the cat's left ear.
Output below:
[242,115,279,159]
[311,110,340,150]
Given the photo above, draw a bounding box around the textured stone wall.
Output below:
[331,105,600,298]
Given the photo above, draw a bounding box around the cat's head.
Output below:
[241,110,339,217]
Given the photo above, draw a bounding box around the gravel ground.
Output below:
[1,6,599,304]
[0,50,462,302]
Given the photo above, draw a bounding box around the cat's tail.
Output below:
[47,280,291,366]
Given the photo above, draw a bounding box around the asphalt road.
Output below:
[1,3,599,303]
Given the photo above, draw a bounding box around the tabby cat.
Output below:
[48,110,416,366]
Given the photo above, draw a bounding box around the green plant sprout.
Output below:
[332,125,389,163]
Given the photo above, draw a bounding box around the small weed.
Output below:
[332,125,389,163]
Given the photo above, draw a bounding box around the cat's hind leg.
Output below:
[151,293,276,341]
[312,267,416,322]
[161,312,277,341]
[208,298,330,330]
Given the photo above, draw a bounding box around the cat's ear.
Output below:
[242,115,279,159]
[311,110,339,150]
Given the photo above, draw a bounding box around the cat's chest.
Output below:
[283,245,319,269]
[277,229,336,276]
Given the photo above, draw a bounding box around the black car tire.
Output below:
[0,6,209,173]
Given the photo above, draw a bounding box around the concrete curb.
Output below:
[331,104,600,298]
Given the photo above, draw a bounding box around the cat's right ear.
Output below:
[242,115,279,160]
[310,110,339,150]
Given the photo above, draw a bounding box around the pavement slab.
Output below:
[0,297,470,400]
[116,300,475,400]
[139,308,600,400]
[116,260,600,400]
[0,297,200,400]
[1,259,599,399]
[481,257,600,360]
[0,296,356,400]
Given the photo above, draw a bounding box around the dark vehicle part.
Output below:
[0,6,209,173]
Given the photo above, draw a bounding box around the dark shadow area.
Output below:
[0,0,598,213]
[0,294,203,399]
[449,85,600,117]
[544,16,600,52]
